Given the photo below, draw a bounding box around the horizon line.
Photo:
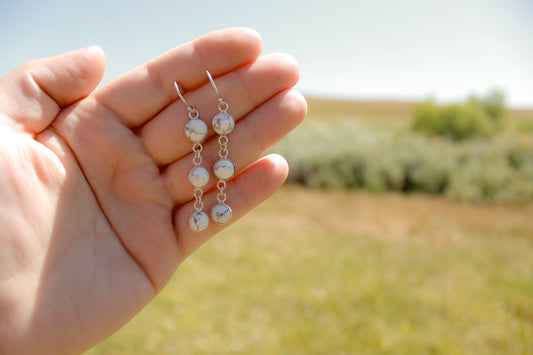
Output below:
[299,89,533,110]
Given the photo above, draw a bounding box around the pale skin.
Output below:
[0,28,306,354]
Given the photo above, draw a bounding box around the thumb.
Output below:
[0,46,106,134]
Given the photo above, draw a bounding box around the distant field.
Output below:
[307,97,412,121]
[305,97,413,129]
[305,97,533,130]
[86,187,533,354]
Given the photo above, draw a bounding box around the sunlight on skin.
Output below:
[0,28,307,354]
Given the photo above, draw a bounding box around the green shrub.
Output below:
[413,101,493,141]
[405,140,456,194]
[472,89,506,121]
[271,121,533,203]
[412,91,506,141]
[445,146,513,203]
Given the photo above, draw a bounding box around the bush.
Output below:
[412,91,506,141]
[472,89,506,121]
[271,121,533,203]
[446,135,533,202]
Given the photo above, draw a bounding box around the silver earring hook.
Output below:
[174,81,199,119]
[206,70,222,99]
[206,70,230,112]
[174,81,192,109]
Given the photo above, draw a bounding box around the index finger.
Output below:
[93,28,263,128]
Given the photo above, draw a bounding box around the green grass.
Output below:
[86,187,533,354]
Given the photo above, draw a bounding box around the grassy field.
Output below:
[86,186,533,354]
[305,97,533,129]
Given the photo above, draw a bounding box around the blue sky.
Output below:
[1,0,532,107]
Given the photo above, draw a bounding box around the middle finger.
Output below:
[139,53,300,166]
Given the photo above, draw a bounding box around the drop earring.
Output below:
[206,70,234,225]
[174,81,210,233]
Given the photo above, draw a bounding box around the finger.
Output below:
[163,89,307,204]
[174,154,288,259]
[139,52,300,166]
[0,46,105,134]
[94,27,263,128]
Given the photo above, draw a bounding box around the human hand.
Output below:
[0,28,306,354]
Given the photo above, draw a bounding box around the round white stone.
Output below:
[212,112,235,135]
[185,119,208,142]
[188,166,209,188]
[211,204,232,224]
[214,159,235,180]
[189,211,209,232]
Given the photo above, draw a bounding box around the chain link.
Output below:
[218,148,229,159]
[188,108,199,119]
[218,135,229,145]
[218,98,229,113]
[218,136,229,159]
[192,143,203,165]
[217,180,227,191]
[217,181,227,203]
[192,142,203,153]
[193,188,204,211]
[216,177,227,204]
[217,192,227,204]
[192,143,204,212]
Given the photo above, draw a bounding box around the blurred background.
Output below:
[2,0,533,353]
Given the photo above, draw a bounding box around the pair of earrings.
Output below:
[174,71,235,233]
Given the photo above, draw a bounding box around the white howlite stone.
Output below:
[188,166,209,188]
[211,204,232,224]
[214,159,235,180]
[185,119,208,142]
[212,112,235,135]
[189,211,209,232]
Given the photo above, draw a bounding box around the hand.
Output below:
[0,28,306,354]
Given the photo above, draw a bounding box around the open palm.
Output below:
[0,28,306,354]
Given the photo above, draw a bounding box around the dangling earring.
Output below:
[174,81,210,233]
[206,70,234,225]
